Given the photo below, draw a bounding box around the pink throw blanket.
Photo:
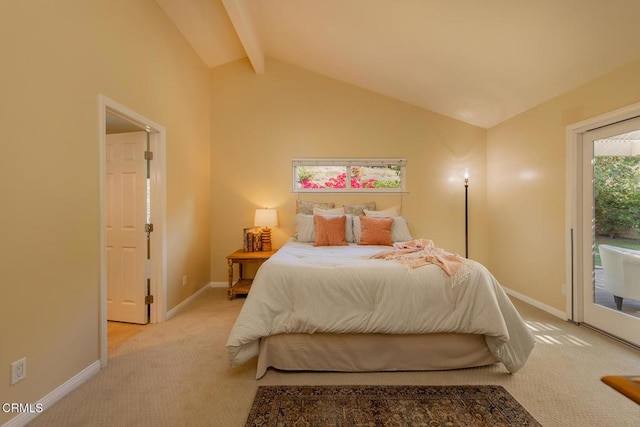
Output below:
[368,239,470,286]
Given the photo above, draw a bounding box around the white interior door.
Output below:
[106,132,148,324]
[581,118,640,345]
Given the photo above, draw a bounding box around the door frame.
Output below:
[98,94,167,366]
[566,101,640,323]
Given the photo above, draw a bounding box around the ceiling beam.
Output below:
[221,0,264,74]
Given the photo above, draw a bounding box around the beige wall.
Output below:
[0,0,210,423]
[210,58,488,282]
[487,57,640,312]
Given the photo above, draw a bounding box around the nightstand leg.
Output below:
[227,259,233,300]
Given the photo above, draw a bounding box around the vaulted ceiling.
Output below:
[155,0,640,128]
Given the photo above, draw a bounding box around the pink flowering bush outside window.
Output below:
[293,161,405,192]
[301,173,377,189]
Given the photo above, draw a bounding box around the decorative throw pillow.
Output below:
[353,215,411,242]
[343,201,376,216]
[364,205,401,217]
[296,200,335,215]
[296,213,355,242]
[358,215,393,246]
[313,215,348,246]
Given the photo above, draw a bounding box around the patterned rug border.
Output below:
[246,384,541,426]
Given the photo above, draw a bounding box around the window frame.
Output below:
[292,158,407,193]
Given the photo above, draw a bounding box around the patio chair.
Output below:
[598,244,640,310]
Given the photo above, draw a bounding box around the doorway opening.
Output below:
[99,95,167,366]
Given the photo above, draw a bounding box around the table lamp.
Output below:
[254,208,278,251]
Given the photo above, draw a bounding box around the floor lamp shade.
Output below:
[254,209,278,251]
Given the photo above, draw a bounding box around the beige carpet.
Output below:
[27,287,640,427]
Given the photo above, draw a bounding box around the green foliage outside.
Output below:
[297,166,314,183]
[372,179,401,188]
[594,156,640,238]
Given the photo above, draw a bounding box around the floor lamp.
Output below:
[464,169,469,258]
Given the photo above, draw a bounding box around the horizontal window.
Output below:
[292,158,406,193]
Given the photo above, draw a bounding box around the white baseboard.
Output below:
[209,281,227,288]
[2,361,100,427]
[166,283,212,320]
[503,286,568,320]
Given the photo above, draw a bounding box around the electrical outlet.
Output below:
[561,284,567,296]
[11,357,26,385]
[182,275,187,286]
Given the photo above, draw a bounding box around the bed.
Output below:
[226,235,535,379]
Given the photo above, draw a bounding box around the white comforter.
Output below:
[226,240,535,373]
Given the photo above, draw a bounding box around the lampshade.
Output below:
[254,208,278,227]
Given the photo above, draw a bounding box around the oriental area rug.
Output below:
[245,385,541,426]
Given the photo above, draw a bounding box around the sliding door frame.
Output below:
[566,101,640,323]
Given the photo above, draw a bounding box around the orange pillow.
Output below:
[359,215,393,246]
[313,215,348,246]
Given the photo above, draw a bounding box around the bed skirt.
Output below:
[256,332,499,379]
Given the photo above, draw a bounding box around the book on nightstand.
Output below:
[243,227,263,252]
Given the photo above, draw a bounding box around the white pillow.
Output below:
[390,216,413,242]
[295,213,354,242]
[364,205,401,217]
[313,206,345,215]
[294,214,316,242]
[353,215,412,243]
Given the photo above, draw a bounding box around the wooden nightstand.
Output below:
[226,249,277,300]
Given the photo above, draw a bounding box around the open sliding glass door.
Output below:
[580,117,640,346]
